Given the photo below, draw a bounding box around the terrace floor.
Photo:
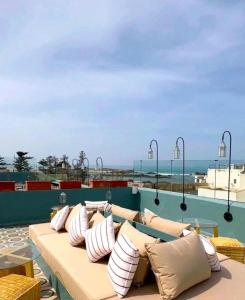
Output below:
[0,225,58,299]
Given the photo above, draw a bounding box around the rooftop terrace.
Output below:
[1,185,245,299]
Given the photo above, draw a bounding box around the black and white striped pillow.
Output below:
[183,229,221,272]
[85,214,115,262]
[50,205,70,231]
[108,234,139,298]
[68,206,88,246]
[85,200,108,211]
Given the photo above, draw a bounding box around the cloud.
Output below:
[0,0,244,163]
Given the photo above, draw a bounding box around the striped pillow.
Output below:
[85,214,115,262]
[50,205,69,231]
[183,229,221,272]
[85,200,108,211]
[108,234,139,298]
[68,206,88,246]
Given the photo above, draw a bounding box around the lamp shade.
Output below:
[219,141,226,157]
[148,147,153,159]
[174,145,180,159]
[59,192,67,206]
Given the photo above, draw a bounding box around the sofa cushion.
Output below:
[145,232,211,300]
[89,211,121,233]
[108,234,139,298]
[118,220,159,286]
[65,204,93,232]
[183,229,221,272]
[111,204,139,221]
[85,200,108,211]
[36,232,117,300]
[85,215,115,262]
[65,204,81,231]
[29,223,56,245]
[68,206,88,246]
[50,205,69,231]
[177,258,245,299]
[144,211,191,237]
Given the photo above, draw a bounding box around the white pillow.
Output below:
[142,208,157,224]
[85,200,108,211]
[68,206,88,246]
[183,229,221,272]
[108,234,139,298]
[144,208,157,216]
[85,214,115,262]
[50,205,70,231]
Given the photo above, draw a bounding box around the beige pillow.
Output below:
[118,220,158,286]
[145,232,211,300]
[65,204,93,232]
[144,211,191,237]
[111,204,139,221]
[89,211,121,233]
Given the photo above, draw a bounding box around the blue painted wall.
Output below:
[1,185,245,243]
[139,188,245,243]
[0,187,139,226]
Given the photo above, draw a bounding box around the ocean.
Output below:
[133,159,245,175]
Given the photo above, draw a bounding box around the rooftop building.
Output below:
[198,164,245,202]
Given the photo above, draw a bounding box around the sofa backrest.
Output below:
[104,211,177,242]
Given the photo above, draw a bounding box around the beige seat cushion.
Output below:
[36,232,116,300]
[144,212,191,237]
[118,220,158,286]
[65,204,93,232]
[29,223,56,245]
[145,232,211,300]
[109,283,160,300]
[36,232,160,300]
[89,211,121,233]
[178,258,245,299]
[111,204,139,221]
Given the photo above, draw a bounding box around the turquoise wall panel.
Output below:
[139,188,245,243]
[0,187,139,226]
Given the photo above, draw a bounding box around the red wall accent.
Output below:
[89,180,128,188]
[26,181,51,191]
[59,181,81,189]
[0,181,15,192]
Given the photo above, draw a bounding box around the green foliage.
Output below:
[0,155,7,168]
[13,151,33,172]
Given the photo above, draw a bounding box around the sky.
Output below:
[0,0,245,165]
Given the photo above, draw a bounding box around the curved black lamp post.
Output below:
[96,156,103,179]
[148,139,159,205]
[219,131,233,222]
[83,157,90,183]
[174,137,187,211]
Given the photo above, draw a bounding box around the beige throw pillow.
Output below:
[89,211,121,233]
[145,232,211,300]
[118,220,158,286]
[144,211,191,237]
[111,204,139,221]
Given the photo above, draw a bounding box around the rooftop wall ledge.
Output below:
[138,187,245,243]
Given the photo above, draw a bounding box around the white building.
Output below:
[194,174,206,184]
[198,164,245,202]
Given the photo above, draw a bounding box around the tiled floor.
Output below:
[0,226,58,299]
